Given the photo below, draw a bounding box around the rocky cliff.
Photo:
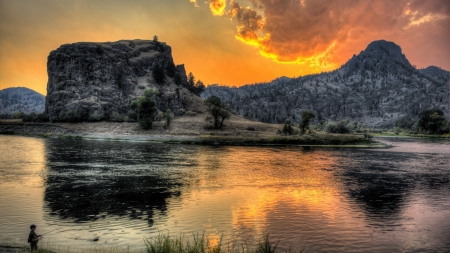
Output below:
[45,39,201,122]
[202,40,449,127]
[0,87,45,115]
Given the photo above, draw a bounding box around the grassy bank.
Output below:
[0,130,379,147]
[1,234,303,253]
[166,134,376,146]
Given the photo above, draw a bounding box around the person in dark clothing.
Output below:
[28,224,42,252]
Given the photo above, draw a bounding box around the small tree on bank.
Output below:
[281,119,295,135]
[417,108,449,134]
[299,110,315,134]
[204,96,230,129]
[137,89,158,129]
[164,109,173,128]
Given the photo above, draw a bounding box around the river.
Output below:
[0,135,449,252]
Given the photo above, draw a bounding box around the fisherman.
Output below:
[28,224,42,252]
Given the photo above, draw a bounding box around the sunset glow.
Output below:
[0,0,448,95]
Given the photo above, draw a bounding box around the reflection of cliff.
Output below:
[340,151,413,221]
[43,139,188,224]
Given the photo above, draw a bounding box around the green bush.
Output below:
[325,120,352,134]
[281,120,296,135]
[165,109,173,128]
[299,111,315,134]
[418,108,449,134]
[110,111,128,122]
[137,89,159,129]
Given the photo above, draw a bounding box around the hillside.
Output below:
[202,40,449,128]
[0,87,45,115]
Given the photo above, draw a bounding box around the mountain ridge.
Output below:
[0,87,45,115]
[202,40,449,127]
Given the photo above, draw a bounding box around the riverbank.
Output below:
[0,233,301,253]
[0,115,379,147]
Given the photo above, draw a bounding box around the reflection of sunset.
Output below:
[181,146,356,244]
[0,136,47,241]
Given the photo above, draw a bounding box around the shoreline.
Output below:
[0,121,383,147]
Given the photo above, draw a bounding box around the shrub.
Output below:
[281,120,295,135]
[137,89,159,129]
[164,109,173,128]
[325,120,352,134]
[110,112,128,122]
[204,96,230,129]
[299,111,315,134]
[418,108,449,134]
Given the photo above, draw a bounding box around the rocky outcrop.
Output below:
[0,87,45,115]
[45,39,197,122]
[202,40,449,127]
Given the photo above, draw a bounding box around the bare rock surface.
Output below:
[45,39,199,122]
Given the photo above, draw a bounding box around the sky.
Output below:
[0,0,449,95]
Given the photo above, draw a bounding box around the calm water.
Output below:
[0,135,449,252]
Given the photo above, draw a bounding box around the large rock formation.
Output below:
[0,87,45,115]
[202,40,449,127]
[45,39,200,122]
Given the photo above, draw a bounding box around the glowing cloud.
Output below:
[189,0,199,7]
[405,13,447,29]
[189,0,449,71]
[209,0,226,16]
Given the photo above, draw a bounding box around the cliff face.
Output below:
[202,40,449,127]
[45,39,195,122]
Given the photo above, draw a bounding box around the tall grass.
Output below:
[144,234,304,253]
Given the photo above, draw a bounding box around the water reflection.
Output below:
[43,139,188,224]
[1,136,449,252]
[337,148,450,227]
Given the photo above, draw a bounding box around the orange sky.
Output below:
[0,0,448,95]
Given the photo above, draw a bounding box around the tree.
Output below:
[281,119,295,135]
[204,96,230,129]
[137,89,159,129]
[164,109,173,128]
[153,35,158,42]
[152,64,165,84]
[299,110,315,134]
[418,108,449,134]
[185,72,204,96]
[187,72,195,88]
[194,80,205,95]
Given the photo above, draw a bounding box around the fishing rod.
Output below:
[39,228,58,237]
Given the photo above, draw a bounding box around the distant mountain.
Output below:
[0,87,45,115]
[202,40,449,127]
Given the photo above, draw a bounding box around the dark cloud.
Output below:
[223,0,449,69]
[227,1,265,44]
